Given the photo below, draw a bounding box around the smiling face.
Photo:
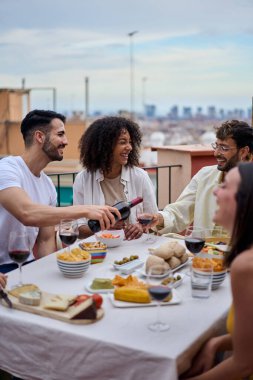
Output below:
[213,167,241,232]
[112,129,132,168]
[213,137,240,172]
[42,118,68,161]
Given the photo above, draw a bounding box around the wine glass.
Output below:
[136,204,155,243]
[185,227,205,276]
[59,219,79,252]
[185,227,205,255]
[8,231,31,286]
[147,264,173,332]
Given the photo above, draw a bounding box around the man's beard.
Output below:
[42,136,64,161]
[217,151,239,172]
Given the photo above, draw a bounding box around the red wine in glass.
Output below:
[9,250,30,264]
[59,219,79,251]
[137,216,153,226]
[136,207,155,243]
[59,233,78,246]
[185,238,205,254]
[8,231,31,286]
[148,285,172,302]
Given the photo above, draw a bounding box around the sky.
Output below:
[1,0,253,116]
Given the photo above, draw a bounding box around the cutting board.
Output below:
[1,291,104,325]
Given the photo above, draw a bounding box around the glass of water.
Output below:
[191,261,213,299]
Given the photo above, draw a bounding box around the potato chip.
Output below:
[57,247,90,262]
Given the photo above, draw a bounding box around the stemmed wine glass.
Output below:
[147,264,173,332]
[59,219,79,252]
[136,204,155,243]
[8,231,31,286]
[185,227,205,255]
[184,227,205,275]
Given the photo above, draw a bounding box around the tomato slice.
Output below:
[92,294,103,309]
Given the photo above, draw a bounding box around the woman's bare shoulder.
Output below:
[231,248,253,277]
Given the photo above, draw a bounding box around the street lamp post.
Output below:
[128,31,138,119]
[142,76,147,116]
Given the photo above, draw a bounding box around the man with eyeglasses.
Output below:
[153,120,253,235]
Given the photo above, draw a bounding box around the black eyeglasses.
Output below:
[211,143,236,153]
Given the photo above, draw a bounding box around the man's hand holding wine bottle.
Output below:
[88,197,147,240]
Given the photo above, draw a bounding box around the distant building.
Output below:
[145,104,156,118]
[195,107,204,120]
[219,109,225,119]
[168,105,179,120]
[182,107,192,119]
[207,106,216,119]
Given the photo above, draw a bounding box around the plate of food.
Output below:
[109,288,181,308]
[203,243,229,254]
[161,272,185,288]
[138,256,189,278]
[113,255,144,274]
[137,267,172,279]
[86,278,115,294]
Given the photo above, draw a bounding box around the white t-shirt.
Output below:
[0,156,57,265]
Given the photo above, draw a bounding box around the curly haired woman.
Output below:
[73,116,158,240]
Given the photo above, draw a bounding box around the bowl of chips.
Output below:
[56,247,91,278]
[79,241,107,264]
[192,254,227,289]
[95,230,124,248]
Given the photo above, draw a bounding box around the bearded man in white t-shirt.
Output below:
[0,110,120,273]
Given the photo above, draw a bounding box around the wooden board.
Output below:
[1,292,104,325]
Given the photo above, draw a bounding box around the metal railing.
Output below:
[48,164,182,207]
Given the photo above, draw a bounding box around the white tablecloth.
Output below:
[0,235,232,380]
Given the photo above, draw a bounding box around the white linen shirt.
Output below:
[73,166,158,226]
[158,165,223,234]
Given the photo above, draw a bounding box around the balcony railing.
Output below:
[48,164,182,207]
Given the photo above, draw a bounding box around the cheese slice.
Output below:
[19,291,41,306]
[9,284,40,298]
[43,294,77,311]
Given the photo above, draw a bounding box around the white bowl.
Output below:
[57,258,91,278]
[95,230,125,248]
[212,270,227,289]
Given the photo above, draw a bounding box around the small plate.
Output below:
[113,259,144,274]
[204,243,229,252]
[161,272,185,288]
[109,289,181,308]
[137,268,172,279]
[86,282,115,294]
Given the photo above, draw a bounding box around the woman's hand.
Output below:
[0,273,7,288]
[110,220,126,230]
[124,223,143,240]
[180,336,227,378]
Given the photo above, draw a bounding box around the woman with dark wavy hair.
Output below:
[183,162,253,380]
[73,116,158,240]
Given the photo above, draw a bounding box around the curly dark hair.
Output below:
[215,120,253,153]
[79,116,142,172]
[225,162,253,267]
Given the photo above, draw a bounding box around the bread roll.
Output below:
[180,253,189,264]
[148,241,174,260]
[168,256,181,269]
[145,255,170,274]
[172,242,186,258]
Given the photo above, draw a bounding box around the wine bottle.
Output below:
[88,197,143,233]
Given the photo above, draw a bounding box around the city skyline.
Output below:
[1,0,253,115]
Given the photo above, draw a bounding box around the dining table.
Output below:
[0,234,232,380]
